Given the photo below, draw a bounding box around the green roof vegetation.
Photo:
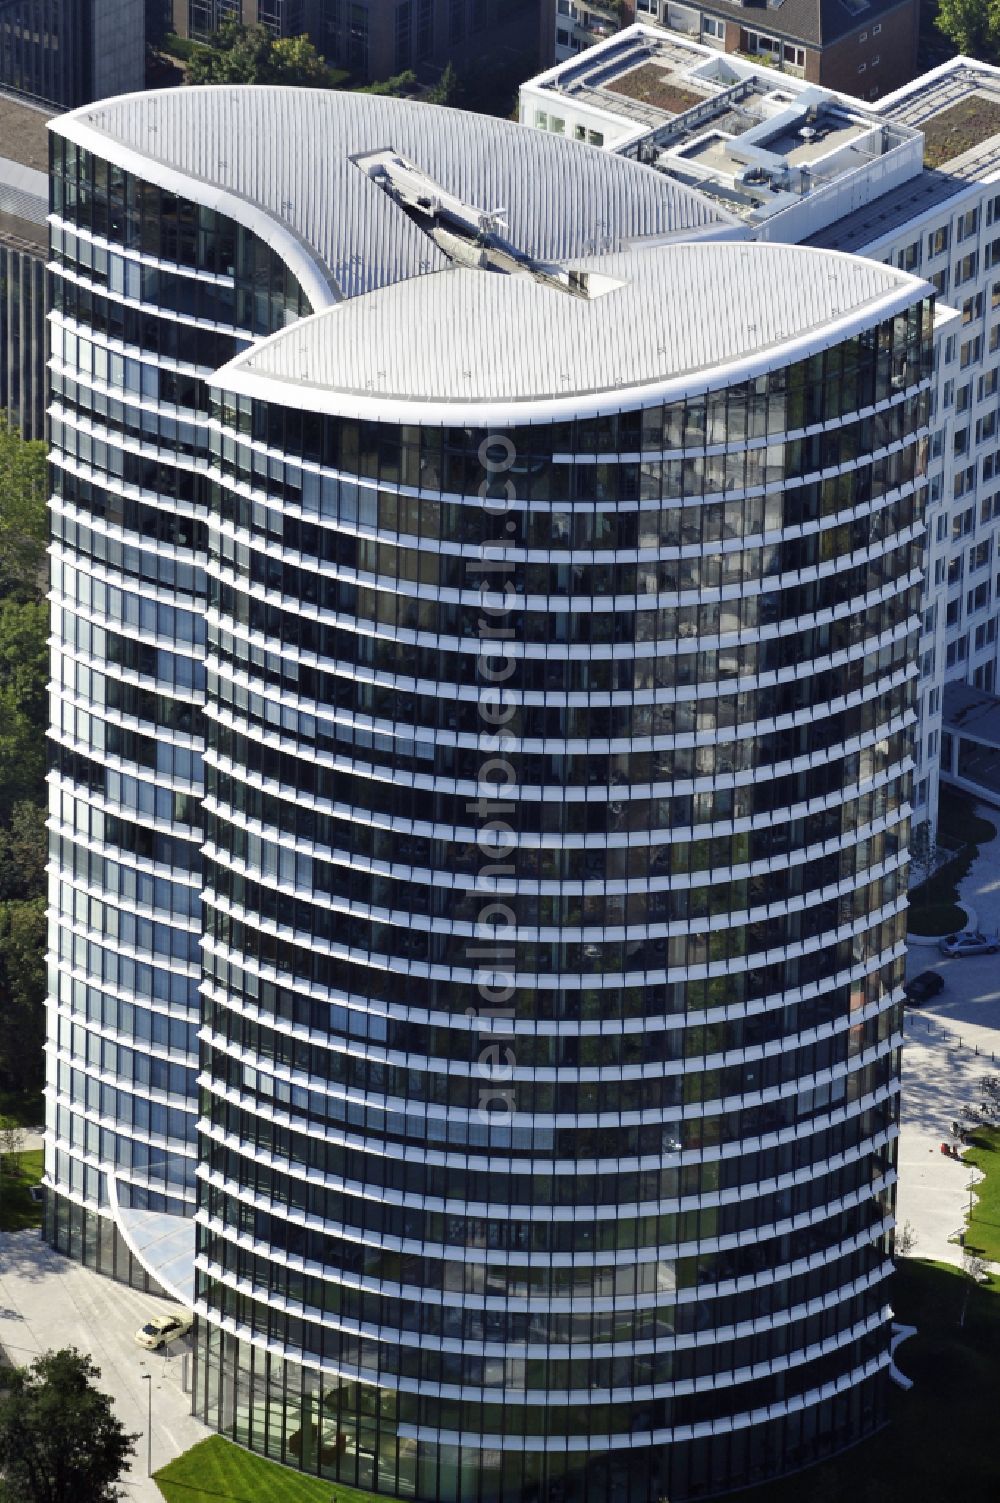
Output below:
[606,63,703,116]
[922,95,1000,169]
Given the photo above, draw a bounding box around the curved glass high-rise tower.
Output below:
[45,87,932,1502]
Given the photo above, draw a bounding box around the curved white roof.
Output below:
[215,242,928,423]
[53,86,728,309]
[53,87,929,423]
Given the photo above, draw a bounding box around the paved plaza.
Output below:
[0,1231,207,1502]
[900,812,1000,1268]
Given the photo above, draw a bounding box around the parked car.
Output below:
[903,970,945,1005]
[134,1313,193,1351]
[938,930,1000,958]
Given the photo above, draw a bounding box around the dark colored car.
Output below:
[903,970,945,1005]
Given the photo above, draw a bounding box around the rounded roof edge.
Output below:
[209,247,932,427]
[48,104,341,312]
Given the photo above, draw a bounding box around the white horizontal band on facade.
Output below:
[205,522,921,615]
[200,847,908,946]
[50,307,217,379]
[197,1108,896,1218]
[190,1288,890,1430]
[199,1028,901,1136]
[50,358,218,433]
[395,1355,892,1452]
[197,987,900,1084]
[201,718,909,807]
[199,899,909,995]
[47,1117,200,1167]
[191,1251,889,1394]
[200,926,904,1035]
[207,470,925,564]
[48,260,249,340]
[200,659,918,762]
[195,1254,891,1363]
[203,615,917,715]
[197,1058,900,1178]
[51,497,206,570]
[52,639,207,721]
[199,970,902,1071]
[49,213,238,286]
[198,794,907,892]
[202,879,909,986]
[193,1204,895,1312]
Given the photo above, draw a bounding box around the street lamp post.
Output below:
[141,1371,152,1477]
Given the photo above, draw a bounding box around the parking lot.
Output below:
[0,1231,207,1502]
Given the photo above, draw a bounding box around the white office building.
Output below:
[523,31,1000,823]
[45,65,940,1503]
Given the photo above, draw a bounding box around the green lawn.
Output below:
[908,790,997,935]
[736,1259,1000,1503]
[964,1125,1000,1262]
[938,786,998,847]
[0,1148,43,1232]
[155,1434,391,1503]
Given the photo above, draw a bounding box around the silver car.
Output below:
[938,930,1000,957]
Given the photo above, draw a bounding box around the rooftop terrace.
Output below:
[0,90,51,255]
[529,29,718,130]
[527,27,923,233]
[809,60,1000,253]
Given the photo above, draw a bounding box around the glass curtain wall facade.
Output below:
[0,0,143,110]
[0,237,46,439]
[45,135,309,1263]
[191,305,932,1501]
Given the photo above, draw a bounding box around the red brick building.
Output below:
[545,0,919,101]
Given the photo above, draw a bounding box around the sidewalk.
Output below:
[900,799,1000,1267]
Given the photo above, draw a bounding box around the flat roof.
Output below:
[214,241,927,422]
[0,89,52,173]
[808,62,1000,252]
[0,90,50,254]
[943,680,1000,748]
[530,28,919,227]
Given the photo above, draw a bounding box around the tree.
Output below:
[936,0,1000,60]
[186,20,334,87]
[0,414,47,604]
[427,62,462,106]
[908,818,939,890]
[358,69,419,96]
[0,897,46,1094]
[0,800,47,903]
[962,1073,1000,1128]
[0,1348,136,1503]
[0,1117,26,1174]
[895,1220,917,1256]
[0,597,49,822]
